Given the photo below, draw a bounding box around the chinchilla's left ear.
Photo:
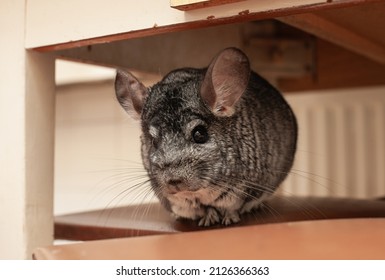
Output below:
[200,48,250,117]
[115,69,149,120]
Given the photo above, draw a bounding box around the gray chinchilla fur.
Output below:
[115,47,297,226]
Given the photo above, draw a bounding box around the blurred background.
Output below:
[55,49,385,215]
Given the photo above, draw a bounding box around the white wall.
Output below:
[0,0,55,259]
[55,80,143,214]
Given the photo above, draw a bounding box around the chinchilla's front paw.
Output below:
[221,210,240,226]
[198,207,220,227]
[197,208,241,226]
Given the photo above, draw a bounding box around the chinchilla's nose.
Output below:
[166,176,189,191]
[167,178,183,186]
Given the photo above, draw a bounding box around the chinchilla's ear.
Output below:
[115,70,149,120]
[200,48,250,117]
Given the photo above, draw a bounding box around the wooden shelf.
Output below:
[33,0,385,90]
[27,0,383,53]
[36,218,385,259]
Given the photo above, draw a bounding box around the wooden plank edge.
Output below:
[170,0,245,11]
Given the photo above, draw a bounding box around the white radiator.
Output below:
[280,86,385,199]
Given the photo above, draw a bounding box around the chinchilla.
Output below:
[114,47,297,226]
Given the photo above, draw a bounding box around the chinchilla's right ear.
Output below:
[115,70,149,120]
[200,48,250,117]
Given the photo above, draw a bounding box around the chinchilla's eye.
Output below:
[151,137,159,149]
[192,125,209,144]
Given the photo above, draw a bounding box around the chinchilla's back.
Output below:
[219,72,297,198]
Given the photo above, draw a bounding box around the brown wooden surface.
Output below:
[55,196,385,241]
[37,218,385,259]
[280,1,385,65]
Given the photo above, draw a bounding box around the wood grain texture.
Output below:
[280,1,385,64]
